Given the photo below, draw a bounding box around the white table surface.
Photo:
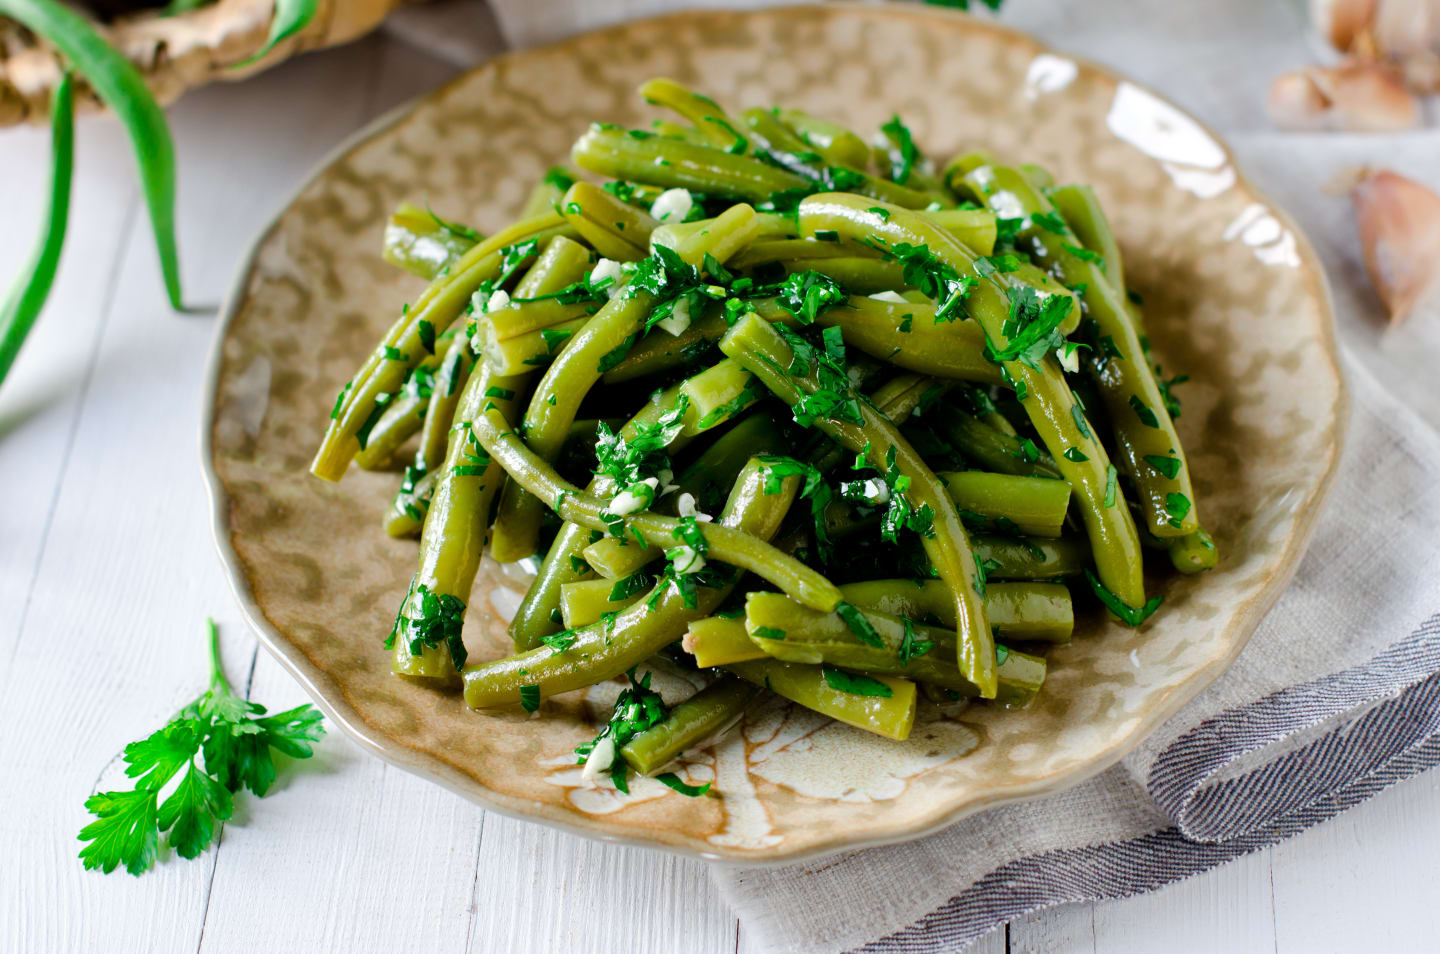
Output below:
[5,11,1440,953]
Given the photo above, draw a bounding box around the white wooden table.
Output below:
[5,16,1439,954]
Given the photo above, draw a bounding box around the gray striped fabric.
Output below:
[858,616,1440,951]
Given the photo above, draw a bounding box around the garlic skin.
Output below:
[1311,0,1440,92]
[1266,62,1419,131]
[1350,168,1440,324]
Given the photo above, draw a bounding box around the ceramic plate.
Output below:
[202,4,1345,863]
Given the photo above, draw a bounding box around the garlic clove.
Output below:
[1371,0,1440,91]
[1350,168,1440,324]
[1311,0,1380,54]
[1266,61,1419,131]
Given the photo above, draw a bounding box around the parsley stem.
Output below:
[204,618,234,698]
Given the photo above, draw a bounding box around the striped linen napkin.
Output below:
[414,0,1440,948]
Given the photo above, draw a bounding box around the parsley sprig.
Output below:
[78,620,324,875]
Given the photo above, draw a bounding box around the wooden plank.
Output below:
[1091,850,1273,953]
[0,118,136,654]
[1010,904,1094,954]
[469,812,738,954]
[1272,770,1440,950]
[198,631,484,953]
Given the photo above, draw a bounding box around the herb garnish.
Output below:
[1083,569,1164,627]
[898,617,934,663]
[78,620,324,875]
[821,665,894,698]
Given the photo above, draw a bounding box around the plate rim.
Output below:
[199,1,1349,866]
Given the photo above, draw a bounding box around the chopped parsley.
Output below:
[878,114,920,185]
[1084,569,1163,627]
[519,684,541,712]
[752,626,787,641]
[574,668,668,791]
[898,617,934,663]
[774,270,848,325]
[1144,454,1182,479]
[387,579,468,667]
[1063,243,1106,271]
[821,665,893,697]
[1164,492,1192,528]
[655,773,711,797]
[1063,447,1089,463]
[835,601,883,648]
[1129,394,1161,428]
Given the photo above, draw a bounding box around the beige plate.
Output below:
[202,3,1346,864]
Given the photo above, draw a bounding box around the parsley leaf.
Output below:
[879,114,920,185]
[821,666,894,697]
[1083,570,1164,627]
[78,621,323,875]
[898,617,934,663]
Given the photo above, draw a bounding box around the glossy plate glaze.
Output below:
[202,4,1345,863]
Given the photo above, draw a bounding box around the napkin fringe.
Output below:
[1149,611,1440,842]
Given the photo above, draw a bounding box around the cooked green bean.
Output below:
[939,470,1071,538]
[493,204,761,563]
[470,408,841,611]
[684,616,758,667]
[352,348,448,470]
[560,181,657,261]
[741,105,937,209]
[391,365,524,682]
[520,167,576,219]
[961,166,1198,540]
[483,235,596,342]
[573,124,811,203]
[744,592,1045,707]
[313,212,575,481]
[933,403,1061,478]
[796,194,1145,608]
[643,78,755,154]
[583,399,779,579]
[719,311,997,699]
[317,78,1215,769]
[386,466,438,539]
[726,659,916,740]
[463,457,801,707]
[382,202,480,280]
[414,332,474,475]
[973,533,1089,580]
[506,379,719,650]
[620,675,762,775]
[836,579,1074,644]
[776,109,872,169]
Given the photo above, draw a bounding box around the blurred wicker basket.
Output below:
[0,0,409,125]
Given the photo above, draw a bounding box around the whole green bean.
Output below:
[572,124,810,204]
[939,470,1071,538]
[382,202,480,280]
[962,166,1198,539]
[726,659,917,740]
[463,457,801,707]
[796,194,1145,608]
[620,675,762,775]
[391,365,525,682]
[719,311,997,699]
[743,592,1045,707]
[313,211,574,481]
[837,579,1074,644]
[470,408,842,611]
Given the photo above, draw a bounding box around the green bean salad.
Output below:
[312,78,1214,793]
